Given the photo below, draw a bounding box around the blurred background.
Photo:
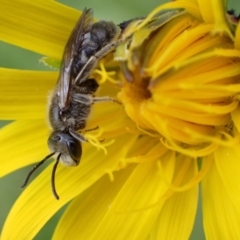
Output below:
[0,0,240,239]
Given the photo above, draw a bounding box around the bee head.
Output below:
[48,131,82,166]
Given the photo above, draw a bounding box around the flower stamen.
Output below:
[93,61,118,84]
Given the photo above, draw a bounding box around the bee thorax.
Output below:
[49,94,89,131]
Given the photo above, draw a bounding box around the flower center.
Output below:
[117,11,240,156]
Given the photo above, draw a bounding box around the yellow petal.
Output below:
[231,107,240,132]
[0,120,48,177]
[202,155,240,239]
[0,0,80,58]
[235,23,240,50]
[197,0,232,38]
[135,0,202,31]
[151,157,198,239]
[214,146,240,210]
[1,134,138,239]
[52,165,136,240]
[0,68,56,119]
[174,0,201,20]
[70,151,175,240]
[197,0,225,24]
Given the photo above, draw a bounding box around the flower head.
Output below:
[1,0,240,239]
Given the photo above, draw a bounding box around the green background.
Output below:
[1,0,240,239]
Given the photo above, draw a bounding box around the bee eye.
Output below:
[67,140,82,162]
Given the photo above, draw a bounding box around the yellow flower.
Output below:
[1,0,240,239]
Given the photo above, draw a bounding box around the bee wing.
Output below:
[57,8,93,110]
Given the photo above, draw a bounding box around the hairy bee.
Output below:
[21,8,124,199]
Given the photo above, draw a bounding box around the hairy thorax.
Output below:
[48,92,91,132]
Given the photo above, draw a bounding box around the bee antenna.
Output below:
[21,152,56,188]
[51,153,61,200]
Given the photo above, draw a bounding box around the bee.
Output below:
[21,8,125,199]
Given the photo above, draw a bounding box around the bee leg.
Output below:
[72,93,94,105]
[69,128,88,142]
[84,126,99,132]
[93,96,122,104]
[74,78,99,93]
